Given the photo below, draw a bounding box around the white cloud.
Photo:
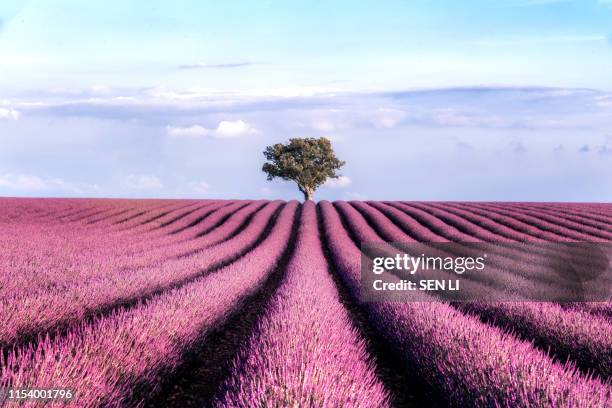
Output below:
[428,109,506,128]
[595,95,612,109]
[0,173,50,190]
[242,86,339,98]
[189,181,210,194]
[166,125,211,138]
[90,85,112,94]
[150,86,339,101]
[521,118,571,129]
[323,175,352,188]
[167,120,256,139]
[374,107,406,128]
[0,107,20,120]
[123,174,163,190]
[0,173,98,193]
[216,120,256,138]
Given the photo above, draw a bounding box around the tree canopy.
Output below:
[262,137,345,201]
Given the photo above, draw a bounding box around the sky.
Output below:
[0,0,611,201]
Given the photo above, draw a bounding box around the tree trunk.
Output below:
[298,184,314,201]
[303,189,313,201]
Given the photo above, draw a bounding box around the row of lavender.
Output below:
[0,200,298,406]
[0,198,609,407]
[320,201,611,406]
[343,201,612,380]
[0,200,286,349]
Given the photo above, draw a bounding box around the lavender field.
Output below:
[0,198,610,407]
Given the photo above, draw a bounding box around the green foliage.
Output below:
[262,137,345,200]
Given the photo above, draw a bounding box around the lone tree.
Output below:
[262,137,345,201]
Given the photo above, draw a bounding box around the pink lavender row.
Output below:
[399,202,612,289]
[80,200,233,256]
[0,199,269,306]
[377,201,566,263]
[0,201,283,350]
[394,201,557,242]
[419,202,610,277]
[94,201,203,236]
[115,200,200,225]
[471,202,612,241]
[216,201,389,407]
[503,202,612,233]
[0,202,299,408]
[441,201,583,241]
[0,198,137,224]
[452,202,612,238]
[382,201,607,285]
[57,200,198,237]
[461,301,612,380]
[408,201,612,291]
[456,201,612,224]
[347,201,612,381]
[519,202,612,221]
[117,201,215,234]
[392,201,612,293]
[65,199,181,226]
[490,202,612,238]
[84,200,251,259]
[566,302,612,320]
[319,201,611,406]
[76,199,173,223]
[448,202,600,242]
[412,201,612,272]
[0,201,254,297]
[70,199,201,237]
[391,201,612,345]
[79,200,265,274]
[359,201,571,287]
[408,201,547,242]
[0,198,82,223]
[384,201,588,270]
[408,201,550,242]
[0,201,237,299]
[0,200,236,290]
[105,201,243,253]
[114,200,269,268]
[62,200,234,260]
[0,199,191,274]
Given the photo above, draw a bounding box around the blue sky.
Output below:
[0,0,611,200]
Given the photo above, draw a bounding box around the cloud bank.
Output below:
[0,107,20,120]
[2,86,610,201]
[0,173,98,194]
[167,120,257,139]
